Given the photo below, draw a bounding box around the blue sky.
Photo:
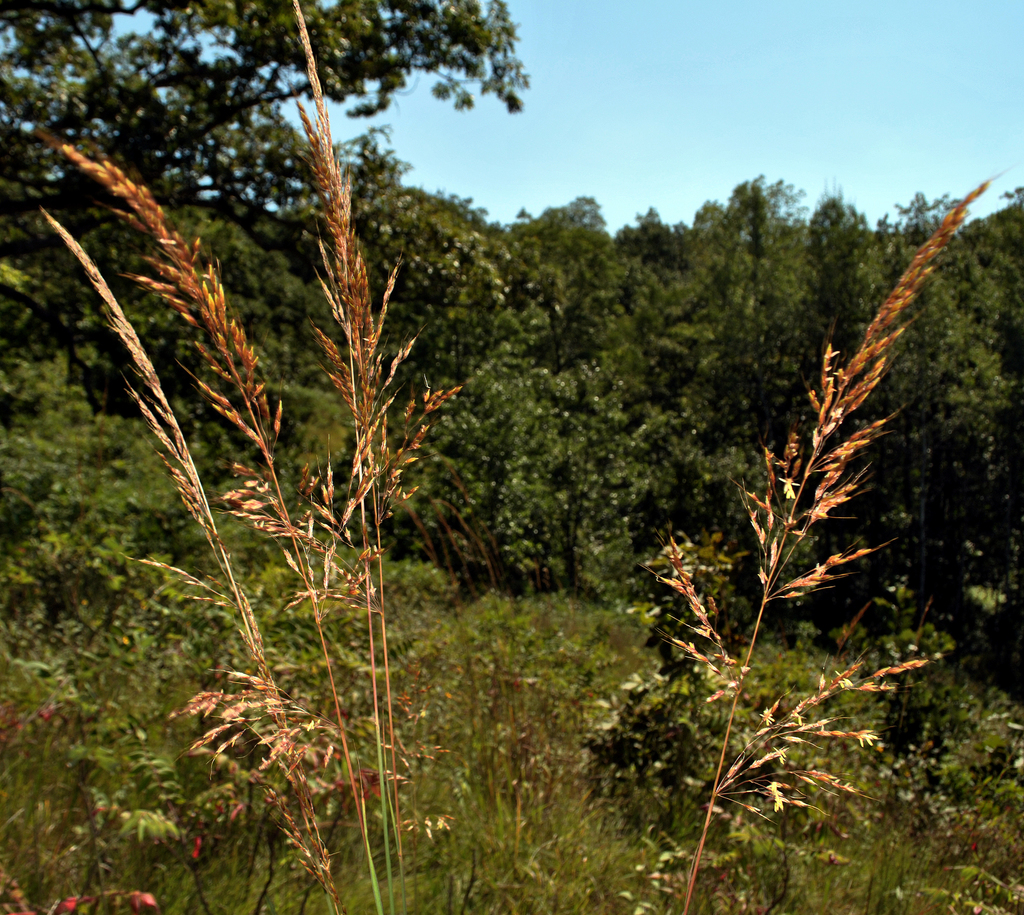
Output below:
[327,0,1024,232]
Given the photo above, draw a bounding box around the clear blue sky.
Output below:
[328,0,1024,232]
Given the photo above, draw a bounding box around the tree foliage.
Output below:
[2,3,1024,694]
[0,0,527,404]
[1,0,526,237]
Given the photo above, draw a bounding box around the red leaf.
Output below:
[129,891,159,913]
[358,767,381,799]
[56,897,96,913]
[191,835,202,859]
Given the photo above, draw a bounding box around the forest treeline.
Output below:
[4,0,1023,697]
[3,126,1024,695]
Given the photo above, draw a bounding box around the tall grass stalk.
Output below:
[663,181,991,913]
[42,4,456,911]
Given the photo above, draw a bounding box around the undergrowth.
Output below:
[2,581,1022,912]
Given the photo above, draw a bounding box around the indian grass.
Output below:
[658,180,992,913]
[42,4,458,911]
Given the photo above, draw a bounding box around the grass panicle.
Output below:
[43,4,458,912]
[661,179,991,914]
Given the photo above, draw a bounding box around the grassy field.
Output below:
[2,568,1022,914]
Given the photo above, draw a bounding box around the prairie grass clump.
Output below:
[42,3,457,912]
[652,180,992,912]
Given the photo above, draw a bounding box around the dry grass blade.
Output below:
[44,4,462,912]
[678,180,990,915]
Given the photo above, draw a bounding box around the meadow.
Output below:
[2,566,1023,913]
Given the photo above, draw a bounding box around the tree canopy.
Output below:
[3,1,1024,697]
[0,0,527,253]
[0,0,527,411]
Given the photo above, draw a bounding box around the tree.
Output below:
[507,196,623,375]
[1,0,527,251]
[0,0,527,407]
